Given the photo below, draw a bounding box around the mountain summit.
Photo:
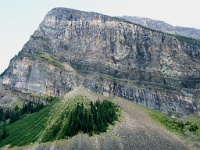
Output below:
[0,7,200,116]
[0,7,200,149]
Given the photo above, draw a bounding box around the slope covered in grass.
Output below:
[0,87,194,149]
[149,110,200,149]
[0,105,51,147]
[41,96,120,142]
[0,90,120,148]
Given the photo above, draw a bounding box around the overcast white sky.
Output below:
[0,0,200,74]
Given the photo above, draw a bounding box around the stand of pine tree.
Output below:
[41,99,120,142]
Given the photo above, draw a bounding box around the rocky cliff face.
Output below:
[121,16,200,40]
[0,7,200,117]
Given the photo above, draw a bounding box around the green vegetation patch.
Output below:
[149,110,200,149]
[0,101,45,124]
[174,34,200,47]
[0,95,120,148]
[41,96,120,142]
[0,105,51,147]
[37,52,64,69]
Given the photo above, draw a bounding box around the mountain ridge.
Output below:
[121,16,200,40]
[0,7,200,149]
[0,7,200,116]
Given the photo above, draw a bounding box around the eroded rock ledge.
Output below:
[0,7,200,117]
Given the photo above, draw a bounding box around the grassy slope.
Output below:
[0,87,199,149]
[37,52,65,69]
[0,105,51,147]
[112,96,200,149]
[0,87,117,148]
[149,110,199,148]
[0,95,89,147]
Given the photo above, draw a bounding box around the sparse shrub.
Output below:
[189,124,199,132]
[149,111,200,149]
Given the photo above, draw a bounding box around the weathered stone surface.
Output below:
[0,7,200,116]
[1,56,80,97]
[121,16,200,40]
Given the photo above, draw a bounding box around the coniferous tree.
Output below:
[61,99,119,138]
[0,122,8,140]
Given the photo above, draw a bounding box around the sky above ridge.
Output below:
[0,0,200,74]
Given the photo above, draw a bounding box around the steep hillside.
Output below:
[121,16,200,40]
[0,7,200,118]
[0,87,194,150]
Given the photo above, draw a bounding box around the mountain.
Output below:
[0,7,200,149]
[121,16,200,40]
[1,7,200,117]
[0,87,192,149]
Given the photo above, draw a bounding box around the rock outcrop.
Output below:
[1,7,200,117]
[121,16,200,40]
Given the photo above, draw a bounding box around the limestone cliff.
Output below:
[121,16,200,40]
[1,7,200,117]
